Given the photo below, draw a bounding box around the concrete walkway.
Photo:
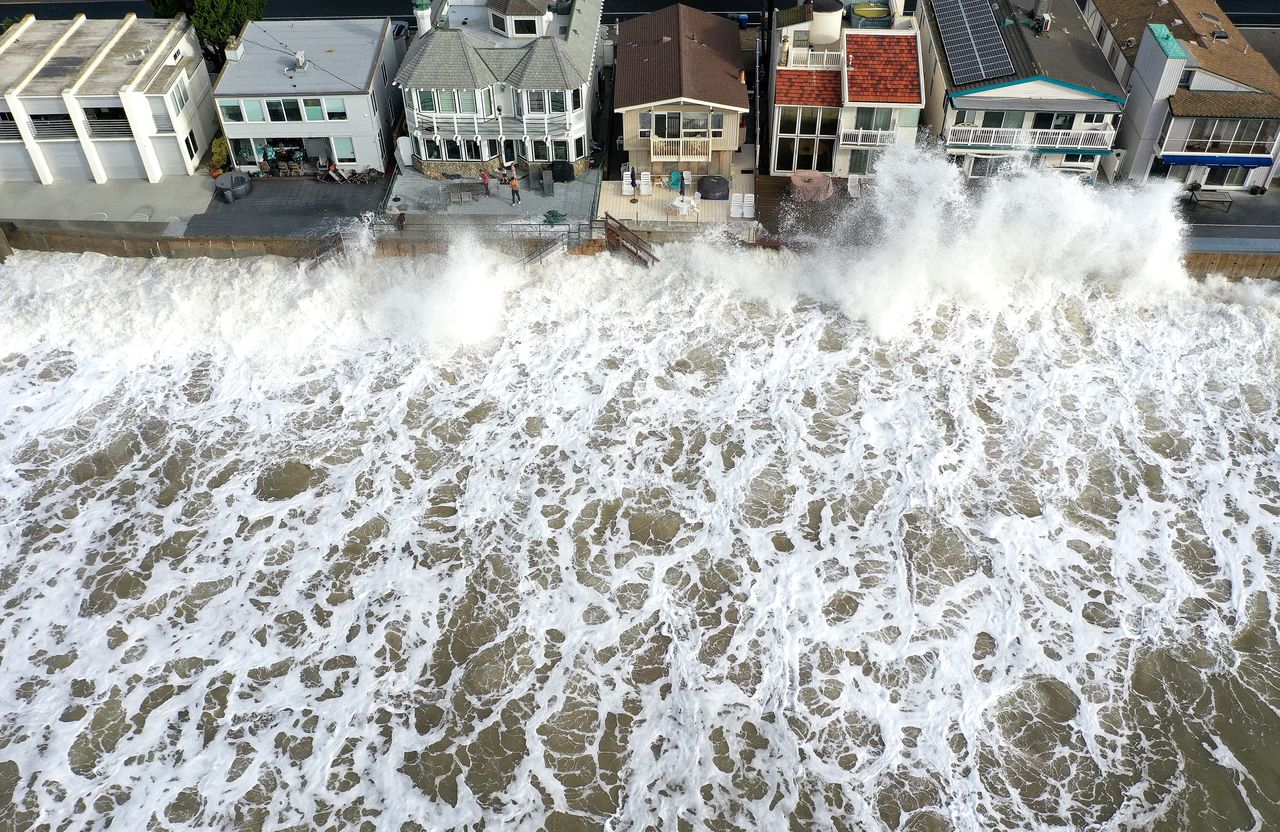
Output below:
[0,176,214,224]
[388,167,601,224]
[184,177,389,237]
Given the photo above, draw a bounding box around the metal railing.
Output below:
[946,126,1115,150]
[415,111,570,134]
[840,129,896,146]
[87,119,133,138]
[651,136,710,161]
[0,121,20,140]
[1160,136,1279,156]
[153,114,174,133]
[786,48,844,69]
[31,119,77,140]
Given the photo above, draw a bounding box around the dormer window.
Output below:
[490,12,505,32]
[513,18,537,35]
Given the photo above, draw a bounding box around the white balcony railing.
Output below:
[87,119,134,138]
[651,136,710,161]
[840,129,896,146]
[946,126,1116,150]
[786,48,844,69]
[415,111,570,135]
[1160,137,1279,156]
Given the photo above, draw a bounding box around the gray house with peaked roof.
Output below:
[397,0,603,175]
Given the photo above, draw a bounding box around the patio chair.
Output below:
[668,170,682,191]
[331,168,349,183]
[639,172,653,196]
[730,193,744,218]
[622,177,634,196]
[743,193,756,219]
[689,193,701,213]
[683,171,693,193]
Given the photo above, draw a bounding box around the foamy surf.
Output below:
[0,151,1277,832]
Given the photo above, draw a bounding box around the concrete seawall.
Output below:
[3,218,1280,279]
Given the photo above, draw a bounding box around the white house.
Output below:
[1083,0,1280,189]
[918,0,1126,179]
[0,13,216,183]
[769,0,924,179]
[396,0,603,175]
[213,19,403,173]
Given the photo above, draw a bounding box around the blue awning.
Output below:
[1161,154,1275,168]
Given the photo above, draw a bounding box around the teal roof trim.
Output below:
[1148,24,1188,61]
[949,75,1126,104]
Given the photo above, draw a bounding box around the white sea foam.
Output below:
[0,150,1278,832]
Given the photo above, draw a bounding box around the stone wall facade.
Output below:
[412,156,594,178]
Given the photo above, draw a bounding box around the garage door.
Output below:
[0,143,37,181]
[39,141,93,181]
[155,137,189,176]
[96,141,148,179]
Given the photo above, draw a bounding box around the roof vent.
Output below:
[293,50,309,70]
[1198,12,1219,23]
[661,35,671,43]
[1212,30,1228,40]
[1124,36,1136,48]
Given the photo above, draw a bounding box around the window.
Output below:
[266,99,286,121]
[230,137,256,164]
[464,138,481,159]
[575,136,585,158]
[854,107,892,131]
[639,112,652,138]
[774,106,837,173]
[1032,112,1074,130]
[486,139,498,158]
[183,129,198,159]
[444,138,462,160]
[1205,165,1248,187]
[572,88,582,110]
[244,99,265,122]
[332,137,356,163]
[371,93,378,116]
[1179,69,1194,88]
[1107,42,1121,66]
[438,91,458,113]
[550,91,566,113]
[527,91,546,114]
[1062,153,1089,165]
[654,112,680,138]
[417,90,435,112]
[711,113,724,138]
[778,106,798,134]
[953,109,973,125]
[794,30,809,48]
[482,88,494,116]
[502,138,519,163]
[1083,113,1106,124]
[513,18,537,35]
[970,156,1009,177]
[424,139,442,159]
[491,12,505,31]
[219,101,244,123]
[304,98,325,120]
[682,112,709,136]
[553,139,569,160]
[457,90,477,113]
[848,148,882,176]
[819,108,839,135]
[169,75,190,114]
[282,100,303,121]
[532,139,549,161]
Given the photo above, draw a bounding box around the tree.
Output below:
[150,0,265,67]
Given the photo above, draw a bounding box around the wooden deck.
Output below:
[753,174,858,242]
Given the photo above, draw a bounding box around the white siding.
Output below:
[40,141,94,181]
[96,141,149,179]
[154,136,189,175]
[0,143,38,181]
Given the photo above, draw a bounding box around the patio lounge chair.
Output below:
[683,171,693,193]
[743,194,756,219]
[730,193,743,218]
[622,177,634,196]
[640,172,653,196]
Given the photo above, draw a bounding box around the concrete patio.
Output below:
[1181,186,1280,251]
[0,176,214,226]
[184,177,389,237]
[387,167,602,224]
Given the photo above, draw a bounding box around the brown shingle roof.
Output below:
[774,69,841,107]
[1169,89,1280,118]
[614,3,750,111]
[775,3,814,28]
[845,33,922,105]
[1092,0,1280,97]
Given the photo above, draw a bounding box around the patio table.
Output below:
[1190,189,1232,213]
[667,196,699,217]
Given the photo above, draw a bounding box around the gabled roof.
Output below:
[845,32,922,104]
[488,0,549,16]
[774,69,841,106]
[614,3,750,111]
[396,0,601,91]
[1092,0,1280,97]
[396,28,497,88]
[922,0,1125,100]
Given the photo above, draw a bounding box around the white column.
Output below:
[62,92,108,183]
[2,96,52,184]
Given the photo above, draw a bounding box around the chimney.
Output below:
[225,35,244,62]
[1032,0,1050,19]
[413,0,432,35]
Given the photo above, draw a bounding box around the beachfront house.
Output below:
[395,0,603,175]
[1083,0,1280,190]
[213,19,403,174]
[0,14,216,183]
[768,0,924,178]
[613,4,750,180]
[917,0,1125,179]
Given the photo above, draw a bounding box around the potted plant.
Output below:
[210,136,229,178]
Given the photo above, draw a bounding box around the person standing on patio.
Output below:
[510,174,521,205]
[480,169,491,197]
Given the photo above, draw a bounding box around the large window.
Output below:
[773,106,838,173]
[681,112,709,136]
[854,107,892,130]
[265,99,304,122]
[332,137,356,163]
[219,101,244,123]
[244,99,265,122]
[417,90,435,112]
[848,148,882,176]
[169,75,190,114]
[981,110,1024,129]
[527,91,546,114]
[1205,165,1249,187]
[1175,117,1280,154]
[550,91,566,113]
[513,18,537,35]
[304,98,325,120]
[1032,112,1075,131]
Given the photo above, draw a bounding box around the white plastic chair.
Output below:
[743,193,755,219]
[730,193,744,218]
[639,172,652,196]
[690,193,701,213]
[683,170,693,192]
[622,177,634,196]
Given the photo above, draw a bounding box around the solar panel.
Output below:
[932,0,1015,86]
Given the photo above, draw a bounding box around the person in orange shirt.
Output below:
[509,174,521,205]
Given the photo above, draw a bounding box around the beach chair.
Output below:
[639,172,653,195]
[730,193,743,218]
[689,193,701,213]
[622,176,634,196]
[683,171,693,193]
[743,193,756,219]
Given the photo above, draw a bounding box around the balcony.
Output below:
[87,119,133,138]
[414,111,570,135]
[1160,137,1278,156]
[946,126,1116,150]
[785,48,844,69]
[0,121,20,140]
[30,118,77,140]
[840,129,896,146]
[650,136,711,161]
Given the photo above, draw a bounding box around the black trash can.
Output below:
[552,159,576,182]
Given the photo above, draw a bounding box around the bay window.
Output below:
[550,91,566,113]
[527,91,546,114]
[457,90,478,114]
[417,90,435,112]
[553,139,569,160]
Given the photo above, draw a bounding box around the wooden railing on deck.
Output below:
[603,213,657,268]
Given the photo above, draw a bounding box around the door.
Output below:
[154,136,189,175]
[0,143,38,181]
[96,141,148,179]
[39,141,93,181]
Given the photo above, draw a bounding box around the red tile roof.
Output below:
[774,69,842,107]
[845,33,922,105]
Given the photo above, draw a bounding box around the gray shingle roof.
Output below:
[398,0,600,91]
[488,0,550,16]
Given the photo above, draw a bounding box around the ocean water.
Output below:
[1,150,1278,831]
